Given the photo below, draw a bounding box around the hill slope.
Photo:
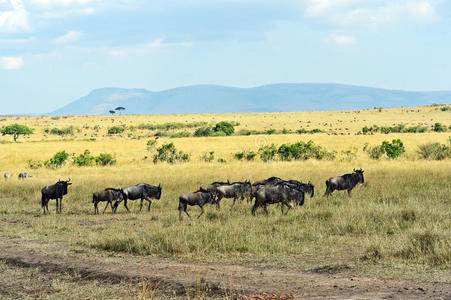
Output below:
[48,83,451,115]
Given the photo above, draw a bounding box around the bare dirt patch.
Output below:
[0,236,450,299]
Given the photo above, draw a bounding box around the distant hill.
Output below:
[48,83,451,116]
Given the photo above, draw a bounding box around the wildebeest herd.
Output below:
[3,169,365,219]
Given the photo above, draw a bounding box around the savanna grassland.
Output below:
[0,106,450,299]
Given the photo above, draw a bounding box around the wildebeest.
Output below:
[4,173,10,180]
[92,188,124,214]
[324,168,365,197]
[214,180,252,209]
[18,172,31,180]
[113,183,161,213]
[251,184,303,216]
[199,181,229,197]
[251,177,314,206]
[178,191,216,220]
[41,178,72,214]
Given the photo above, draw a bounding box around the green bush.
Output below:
[417,142,451,160]
[213,121,235,136]
[201,151,215,162]
[45,150,69,168]
[258,144,278,162]
[153,142,190,163]
[382,139,405,159]
[108,126,125,134]
[49,126,75,135]
[95,153,116,165]
[28,159,43,169]
[234,150,257,161]
[364,144,385,160]
[277,140,334,161]
[74,149,95,166]
[194,127,213,137]
[433,122,447,132]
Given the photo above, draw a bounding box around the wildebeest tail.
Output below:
[41,192,46,208]
[92,193,96,203]
[178,197,184,210]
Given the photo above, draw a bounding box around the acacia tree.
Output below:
[109,110,116,115]
[115,107,125,115]
[1,124,33,142]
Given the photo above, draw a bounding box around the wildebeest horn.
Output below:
[353,168,356,172]
[58,178,61,182]
[67,178,71,182]
[158,183,161,188]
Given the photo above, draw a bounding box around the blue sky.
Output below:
[1,0,451,114]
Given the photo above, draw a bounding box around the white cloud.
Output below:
[0,0,32,33]
[109,38,194,57]
[28,0,93,8]
[303,0,437,28]
[0,56,24,69]
[53,30,82,43]
[331,34,356,45]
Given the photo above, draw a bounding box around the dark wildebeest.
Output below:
[92,188,124,214]
[251,184,303,216]
[4,173,10,180]
[41,178,72,214]
[178,191,216,220]
[215,180,251,209]
[113,183,161,213]
[18,172,31,180]
[324,168,365,197]
[199,181,229,198]
[251,177,314,205]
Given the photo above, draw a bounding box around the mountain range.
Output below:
[48,83,451,115]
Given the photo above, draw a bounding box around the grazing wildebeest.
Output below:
[4,173,10,180]
[251,184,303,216]
[215,180,251,209]
[113,183,161,213]
[41,178,72,214]
[324,168,365,197]
[178,191,216,220]
[18,172,31,180]
[92,188,124,214]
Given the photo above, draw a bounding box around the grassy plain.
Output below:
[0,106,450,298]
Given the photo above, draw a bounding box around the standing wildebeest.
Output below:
[113,183,161,213]
[178,191,216,220]
[93,188,124,214]
[251,177,314,205]
[199,181,229,197]
[324,168,364,197]
[215,180,251,209]
[251,184,303,216]
[18,172,31,180]
[4,173,10,180]
[41,178,72,214]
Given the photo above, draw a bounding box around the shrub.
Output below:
[194,127,213,137]
[217,158,227,163]
[108,126,125,134]
[417,142,451,160]
[49,126,75,135]
[433,122,447,132]
[28,159,43,169]
[234,150,257,161]
[213,121,235,136]
[45,150,69,168]
[382,139,405,159]
[277,140,335,161]
[95,153,116,166]
[258,144,278,162]
[201,151,215,162]
[74,149,95,166]
[153,142,190,163]
[170,131,190,138]
[363,143,385,160]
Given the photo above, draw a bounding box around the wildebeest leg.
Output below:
[263,204,269,215]
[147,199,152,212]
[184,205,191,219]
[94,201,98,214]
[56,199,59,213]
[197,205,205,219]
[231,197,237,207]
[281,203,285,215]
[102,201,111,214]
[139,198,144,212]
[347,189,352,197]
[124,199,130,212]
[251,201,258,216]
[216,195,222,210]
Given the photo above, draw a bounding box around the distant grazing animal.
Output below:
[41,178,72,214]
[92,188,124,214]
[4,173,10,180]
[18,172,31,180]
[113,183,161,213]
[251,184,303,216]
[214,180,251,209]
[324,168,365,197]
[178,191,216,220]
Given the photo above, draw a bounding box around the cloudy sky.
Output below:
[1,0,451,114]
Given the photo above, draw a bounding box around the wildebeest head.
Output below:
[58,178,72,195]
[156,183,162,200]
[353,168,365,184]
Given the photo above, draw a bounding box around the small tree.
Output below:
[213,121,235,136]
[1,124,33,142]
[115,107,126,115]
[109,110,116,115]
[382,139,405,159]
